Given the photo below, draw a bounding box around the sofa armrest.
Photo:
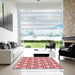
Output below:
[0,50,13,64]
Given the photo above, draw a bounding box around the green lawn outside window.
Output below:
[21,40,63,48]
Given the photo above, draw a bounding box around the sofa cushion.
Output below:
[13,47,23,60]
[13,48,19,60]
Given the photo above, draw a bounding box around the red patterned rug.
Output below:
[13,57,62,69]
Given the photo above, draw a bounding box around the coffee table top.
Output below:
[34,49,49,54]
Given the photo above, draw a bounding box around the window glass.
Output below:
[19,10,63,40]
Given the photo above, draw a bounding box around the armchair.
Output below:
[45,41,56,51]
[59,44,75,59]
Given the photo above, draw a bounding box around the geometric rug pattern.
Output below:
[13,57,63,69]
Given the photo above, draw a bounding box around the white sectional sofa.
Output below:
[0,46,24,64]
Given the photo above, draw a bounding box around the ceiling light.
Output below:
[37,0,40,2]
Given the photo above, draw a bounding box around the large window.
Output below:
[19,10,63,48]
[19,10,63,40]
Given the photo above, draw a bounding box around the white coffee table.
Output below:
[34,49,49,57]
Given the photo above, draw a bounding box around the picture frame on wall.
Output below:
[0,1,13,31]
[4,4,13,31]
[0,1,3,27]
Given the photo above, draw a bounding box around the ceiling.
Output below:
[3,0,62,10]
[16,0,62,9]
[15,0,61,3]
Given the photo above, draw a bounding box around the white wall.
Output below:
[17,3,62,10]
[0,27,17,42]
[0,0,18,42]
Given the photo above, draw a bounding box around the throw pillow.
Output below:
[10,42,18,48]
[0,42,8,49]
[7,43,11,49]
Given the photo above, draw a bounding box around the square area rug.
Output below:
[13,57,62,69]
